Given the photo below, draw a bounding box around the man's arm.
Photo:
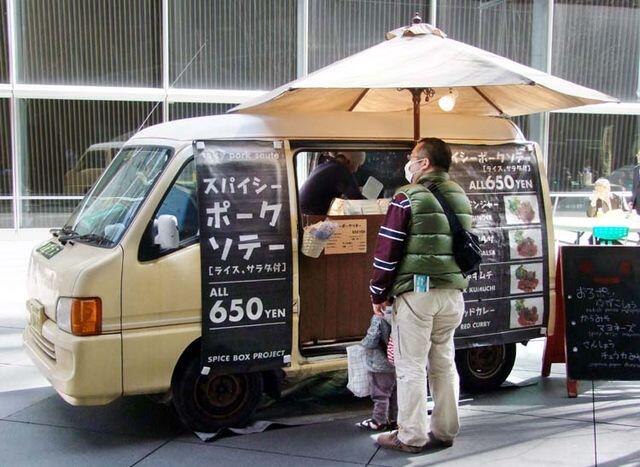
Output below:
[369,193,411,310]
[336,166,366,200]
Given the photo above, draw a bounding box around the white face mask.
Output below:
[404,159,423,183]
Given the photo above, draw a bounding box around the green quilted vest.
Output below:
[390,170,472,297]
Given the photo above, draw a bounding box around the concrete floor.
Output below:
[1,239,639,466]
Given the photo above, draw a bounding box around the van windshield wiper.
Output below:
[51,226,77,238]
[59,231,113,247]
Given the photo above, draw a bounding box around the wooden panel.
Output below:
[299,214,385,347]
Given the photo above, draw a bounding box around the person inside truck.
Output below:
[299,151,367,215]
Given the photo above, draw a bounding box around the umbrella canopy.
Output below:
[231,20,616,134]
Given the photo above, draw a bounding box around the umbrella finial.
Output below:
[412,12,422,24]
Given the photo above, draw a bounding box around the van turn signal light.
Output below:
[70,298,102,336]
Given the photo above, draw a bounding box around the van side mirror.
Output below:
[154,215,179,250]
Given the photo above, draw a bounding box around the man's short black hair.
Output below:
[417,137,452,172]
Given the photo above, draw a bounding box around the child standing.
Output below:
[357,308,397,431]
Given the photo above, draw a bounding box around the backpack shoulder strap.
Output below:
[424,182,464,234]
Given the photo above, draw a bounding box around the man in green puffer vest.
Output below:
[371,138,472,454]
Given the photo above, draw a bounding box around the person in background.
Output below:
[299,151,366,215]
[370,138,471,454]
[357,308,397,432]
[631,151,640,215]
[586,178,628,217]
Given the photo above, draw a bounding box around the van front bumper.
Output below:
[23,319,122,405]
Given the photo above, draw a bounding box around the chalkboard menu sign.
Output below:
[562,246,640,381]
[449,143,550,347]
[196,141,293,375]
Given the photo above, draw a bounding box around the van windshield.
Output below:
[63,146,173,247]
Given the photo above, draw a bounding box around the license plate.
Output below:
[27,300,46,334]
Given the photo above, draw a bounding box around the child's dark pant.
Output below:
[368,371,398,425]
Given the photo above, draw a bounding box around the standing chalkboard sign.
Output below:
[562,246,640,381]
[196,140,293,375]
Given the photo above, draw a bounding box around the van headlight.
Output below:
[56,298,102,336]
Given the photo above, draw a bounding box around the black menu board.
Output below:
[562,246,640,381]
[449,143,550,347]
[196,140,293,375]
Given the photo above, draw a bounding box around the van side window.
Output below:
[157,159,199,241]
[295,149,408,216]
[139,159,199,261]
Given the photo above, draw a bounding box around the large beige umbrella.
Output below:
[231,15,616,142]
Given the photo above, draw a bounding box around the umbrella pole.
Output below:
[411,88,421,143]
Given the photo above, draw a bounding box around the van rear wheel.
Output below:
[455,343,516,392]
[172,354,263,432]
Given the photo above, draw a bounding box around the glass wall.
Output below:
[20,99,162,197]
[169,0,297,89]
[0,0,8,83]
[548,114,640,192]
[549,0,640,200]
[553,0,640,102]
[168,102,235,121]
[0,1,638,230]
[438,0,535,66]
[0,98,11,228]
[308,0,430,72]
[16,0,162,86]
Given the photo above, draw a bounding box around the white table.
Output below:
[553,215,640,244]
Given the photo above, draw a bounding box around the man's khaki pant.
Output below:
[392,289,464,447]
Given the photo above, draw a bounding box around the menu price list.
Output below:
[563,246,640,381]
[449,144,549,341]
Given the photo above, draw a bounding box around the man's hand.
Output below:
[372,301,389,317]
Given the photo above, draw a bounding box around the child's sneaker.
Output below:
[356,418,388,431]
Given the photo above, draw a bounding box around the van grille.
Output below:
[28,326,56,361]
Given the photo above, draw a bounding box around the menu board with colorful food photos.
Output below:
[449,143,549,347]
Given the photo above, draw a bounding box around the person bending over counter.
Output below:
[586,178,628,217]
[299,151,366,215]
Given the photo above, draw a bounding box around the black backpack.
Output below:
[425,183,482,277]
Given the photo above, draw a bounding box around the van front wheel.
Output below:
[172,355,263,432]
[455,343,516,392]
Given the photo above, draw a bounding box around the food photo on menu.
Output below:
[508,229,542,259]
[510,263,543,294]
[510,297,544,328]
[504,195,540,225]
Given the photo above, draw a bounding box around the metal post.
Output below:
[296,0,309,77]
[7,0,20,232]
[429,1,437,27]
[411,89,421,143]
[541,0,554,170]
[162,0,170,122]
[529,0,553,169]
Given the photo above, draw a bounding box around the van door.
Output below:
[120,157,201,394]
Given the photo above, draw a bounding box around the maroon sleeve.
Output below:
[369,193,411,304]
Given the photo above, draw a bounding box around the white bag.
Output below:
[346,345,370,398]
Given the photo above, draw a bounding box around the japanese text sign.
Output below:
[325,219,367,255]
[450,144,550,347]
[196,141,293,374]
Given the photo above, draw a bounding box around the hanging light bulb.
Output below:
[438,88,458,112]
